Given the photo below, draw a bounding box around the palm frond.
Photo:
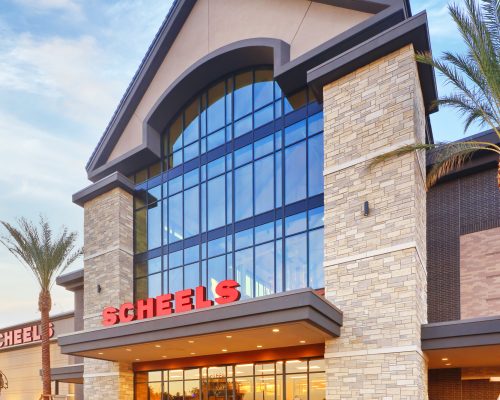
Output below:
[369,143,435,166]
[0,217,82,292]
[426,141,494,187]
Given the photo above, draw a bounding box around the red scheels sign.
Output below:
[0,323,54,349]
[102,280,241,326]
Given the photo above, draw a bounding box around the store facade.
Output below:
[56,0,500,399]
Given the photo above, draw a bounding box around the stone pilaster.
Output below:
[323,44,428,399]
[83,187,134,399]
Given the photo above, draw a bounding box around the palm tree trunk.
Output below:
[39,290,52,399]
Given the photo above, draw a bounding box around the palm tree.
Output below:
[370,0,500,189]
[0,217,81,399]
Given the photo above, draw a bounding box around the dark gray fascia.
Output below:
[275,4,406,95]
[421,315,500,350]
[86,0,194,176]
[46,364,84,384]
[307,11,437,114]
[72,171,134,207]
[56,269,84,292]
[85,0,421,183]
[58,289,343,355]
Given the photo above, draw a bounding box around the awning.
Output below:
[48,364,83,384]
[422,315,500,369]
[58,289,342,364]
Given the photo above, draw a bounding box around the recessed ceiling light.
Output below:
[445,363,451,366]
[155,345,161,348]
[226,335,232,339]
[98,352,103,355]
[257,345,263,348]
[188,340,195,344]
[162,356,167,359]
[135,358,141,361]
[441,358,448,361]
[222,349,228,352]
[190,352,196,355]
[126,349,132,352]
[299,340,306,344]
[272,328,280,333]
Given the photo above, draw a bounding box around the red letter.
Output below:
[0,333,3,348]
[136,298,156,320]
[13,329,22,345]
[4,330,13,346]
[195,286,214,309]
[119,303,136,323]
[102,307,119,326]
[215,280,241,305]
[49,322,55,339]
[33,326,41,341]
[156,294,174,316]
[175,289,194,313]
[23,326,32,343]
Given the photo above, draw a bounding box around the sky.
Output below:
[0,0,484,327]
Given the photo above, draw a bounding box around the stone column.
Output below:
[323,44,428,399]
[82,186,135,399]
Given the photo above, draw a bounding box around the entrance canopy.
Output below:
[422,315,500,369]
[58,289,342,364]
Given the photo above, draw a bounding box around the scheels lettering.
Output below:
[102,280,241,326]
[0,323,54,348]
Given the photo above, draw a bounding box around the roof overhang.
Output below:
[58,289,342,364]
[422,316,500,369]
[48,364,83,384]
[56,269,84,291]
[307,11,436,113]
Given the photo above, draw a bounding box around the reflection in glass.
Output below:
[255,242,274,296]
[134,207,147,253]
[308,133,324,197]
[147,202,161,250]
[285,233,307,290]
[285,141,306,205]
[236,248,254,299]
[255,155,274,215]
[285,374,307,400]
[149,382,162,400]
[169,194,183,243]
[309,373,326,400]
[208,176,226,230]
[235,164,253,221]
[184,187,199,238]
[207,81,225,133]
[208,255,226,300]
[309,228,324,289]
[234,71,253,119]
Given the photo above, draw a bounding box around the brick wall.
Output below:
[429,368,500,400]
[427,168,500,322]
[460,227,500,318]
[323,44,428,399]
[83,187,134,399]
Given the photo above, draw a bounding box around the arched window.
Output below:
[133,67,324,301]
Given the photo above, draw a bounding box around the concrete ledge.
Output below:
[72,172,134,207]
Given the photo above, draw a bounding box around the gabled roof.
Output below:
[84,0,436,185]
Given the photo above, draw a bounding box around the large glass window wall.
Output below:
[133,67,324,302]
[135,359,326,400]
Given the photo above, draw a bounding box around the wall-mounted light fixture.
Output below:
[97,284,102,294]
[363,201,370,216]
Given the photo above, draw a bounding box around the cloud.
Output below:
[0,33,126,129]
[14,0,82,18]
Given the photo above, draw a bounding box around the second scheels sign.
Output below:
[102,280,241,326]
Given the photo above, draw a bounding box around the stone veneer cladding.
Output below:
[83,187,134,399]
[322,45,428,399]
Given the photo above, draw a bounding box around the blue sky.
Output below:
[0,0,482,327]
